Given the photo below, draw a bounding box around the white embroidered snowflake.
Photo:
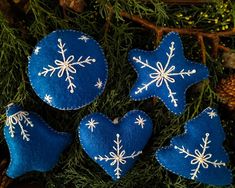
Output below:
[34,46,41,55]
[78,35,89,43]
[86,118,99,132]
[94,133,142,179]
[174,133,226,180]
[94,78,103,89]
[44,94,52,104]
[5,111,34,141]
[134,115,146,129]
[207,110,217,119]
[38,38,96,93]
[133,41,196,107]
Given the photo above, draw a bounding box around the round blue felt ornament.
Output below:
[28,30,108,110]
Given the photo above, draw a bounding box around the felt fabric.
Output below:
[28,30,108,110]
[3,104,72,178]
[156,107,232,186]
[128,32,209,115]
[78,110,153,180]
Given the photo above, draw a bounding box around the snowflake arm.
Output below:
[132,56,159,72]
[122,151,142,159]
[72,56,96,67]
[38,65,61,77]
[174,145,196,158]
[169,69,196,78]
[164,42,175,72]
[164,79,178,107]
[135,79,159,95]
[6,118,15,138]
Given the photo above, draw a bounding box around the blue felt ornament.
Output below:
[128,32,209,115]
[156,107,232,186]
[28,30,108,110]
[78,110,153,180]
[3,104,72,178]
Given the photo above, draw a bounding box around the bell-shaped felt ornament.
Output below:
[3,104,72,178]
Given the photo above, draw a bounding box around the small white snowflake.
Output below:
[78,35,89,43]
[207,110,217,119]
[44,94,52,104]
[174,133,226,180]
[6,111,34,141]
[94,78,103,89]
[134,115,146,129]
[94,134,142,179]
[34,46,41,55]
[86,118,99,132]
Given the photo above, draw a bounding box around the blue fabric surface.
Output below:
[28,30,108,110]
[128,32,209,115]
[3,104,72,178]
[78,110,153,180]
[156,107,232,186]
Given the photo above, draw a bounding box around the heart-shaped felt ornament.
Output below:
[78,110,153,180]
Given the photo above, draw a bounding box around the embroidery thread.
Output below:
[94,133,142,179]
[6,111,34,141]
[38,38,96,93]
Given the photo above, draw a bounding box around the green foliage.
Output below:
[0,0,234,187]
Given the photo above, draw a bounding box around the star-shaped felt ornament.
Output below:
[3,104,72,178]
[156,107,232,186]
[128,32,209,114]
